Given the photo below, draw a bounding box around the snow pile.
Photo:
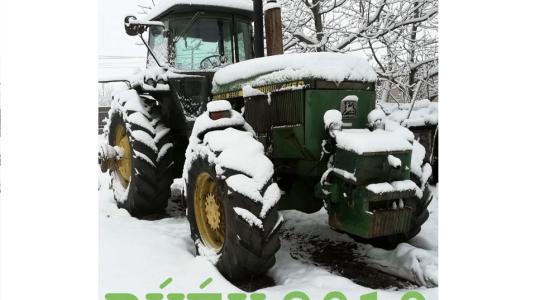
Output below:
[213,52,377,92]
[366,180,416,195]
[366,243,438,288]
[170,178,186,199]
[233,207,263,229]
[387,154,401,168]
[382,119,416,143]
[334,129,413,155]
[207,100,231,112]
[189,106,247,139]
[377,100,438,128]
[183,109,280,220]
[342,95,359,102]
[242,84,265,97]
[365,105,434,188]
[367,108,386,127]
[145,0,253,20]
[323,109,343,131]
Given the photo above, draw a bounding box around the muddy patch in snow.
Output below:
[281,230,417,290]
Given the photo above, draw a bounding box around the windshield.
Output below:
[169,16,253,71]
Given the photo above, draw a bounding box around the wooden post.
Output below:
[264,1,284,56]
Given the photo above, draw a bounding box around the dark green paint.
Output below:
[212,75,416,238]
[304,89,375,158]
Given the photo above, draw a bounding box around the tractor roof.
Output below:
[145,0,253,20]
[212,52,378,94]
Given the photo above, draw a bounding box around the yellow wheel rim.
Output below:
[114,124,132,188]
[194,172,225,251]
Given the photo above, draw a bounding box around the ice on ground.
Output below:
[335,129,413,155]
[213,52,378,93]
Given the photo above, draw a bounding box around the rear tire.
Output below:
[105,89,179,218]
[185,128,282,282]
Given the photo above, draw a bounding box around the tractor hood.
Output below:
[212,52,378,95]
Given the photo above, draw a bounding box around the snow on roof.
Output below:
[145,0,253,20]
[212,52,378,92]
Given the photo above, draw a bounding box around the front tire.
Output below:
[185,127,282,282]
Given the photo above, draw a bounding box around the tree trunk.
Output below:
[407,2,420,100]
[310,0,324,52]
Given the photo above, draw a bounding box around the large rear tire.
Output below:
[185,127,282,282]
[105,89,179,218]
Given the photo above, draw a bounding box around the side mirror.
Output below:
[124,15,165,36]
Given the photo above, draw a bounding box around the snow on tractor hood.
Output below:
[212,52,378,94]
[145,0,253,20]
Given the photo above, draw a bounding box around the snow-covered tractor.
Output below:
[99,0,433,282]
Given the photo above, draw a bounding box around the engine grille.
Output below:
[369,207,412,238]
[270,90,304,127]
[243,94,271,134]
[244,89,304,135]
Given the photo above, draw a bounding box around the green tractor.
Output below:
[98,0,432,282]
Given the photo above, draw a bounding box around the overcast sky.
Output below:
[99,0,148,57]
[99,0,152,76]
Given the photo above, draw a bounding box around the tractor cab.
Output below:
[143,2,255,72]
[122,1,260,129]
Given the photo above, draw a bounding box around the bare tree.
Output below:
[279,0,438,102]
[134,0,438,102]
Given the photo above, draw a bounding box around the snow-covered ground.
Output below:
[99,151,438,299]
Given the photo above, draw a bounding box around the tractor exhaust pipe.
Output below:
[264,0,284,56]
[253,0,265,57]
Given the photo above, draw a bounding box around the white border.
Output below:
[1,0,98,299]
[1,0,540,299]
